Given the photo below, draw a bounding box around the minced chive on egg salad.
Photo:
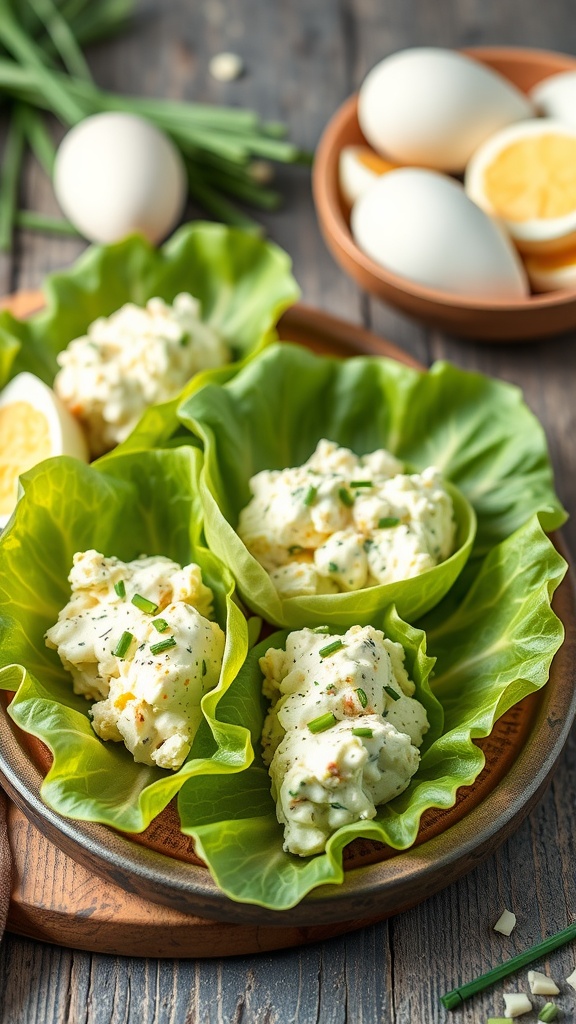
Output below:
[237,439,456,597]
[53,293,230,457]
[45,550,225,771]
[260,624,429,857]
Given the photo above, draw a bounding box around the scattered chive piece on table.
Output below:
[131,593,159,614]
[538,1004,559,1022]
[503,993,532,1017]
[440,921,576,1010]
[355,687,368,708]
[308,712,338,734]
[319,640,345,658]
[338,487,354,507]
[152,618,169,633]
[350,480,372,488]
[352,727,373,737]
[303,485,317,507]
[112,631,133,659]
[384,686,401,701]
[378,516,401,529]
[150,636,177,656]
[310,625,331,634]
[113,580,126,598]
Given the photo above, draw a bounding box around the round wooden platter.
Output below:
[1,293,575,956]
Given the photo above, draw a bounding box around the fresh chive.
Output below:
[539,1005,559,1023]
[338,487,354,507]
[308,712,337,734]
[150,636,177,656]
[113,580,126,598]
[16,210,81,236]
[18,104,56,175]
[152,618,169,633]
[202,659,207,676]
[363,538,374,551]
[131,593,159,614]
[112,631,133,659]
[378,516,401,529]
[355,687,368,708]
[27,0,94,82]
[0,105,25,251]
[303,485,317,507]
[384,686,401,701]
[352,727,373,737]
[310,625,331,634]
[440,921,576,1010]
[330,802,346,810]
[319,640,345,658]
[350,480,372,488]
[328,561,339,573]
[288,544,304,555]
[486,1020,510,1023]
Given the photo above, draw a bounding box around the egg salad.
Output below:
[237,439,455,598]
[45,549,224,770]
[54,293,230,457]
[260,624,429,856]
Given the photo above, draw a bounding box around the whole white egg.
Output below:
[531,70,576,129]
[54,112,187,245]
[358,48,533,173]
[350,168,529,299]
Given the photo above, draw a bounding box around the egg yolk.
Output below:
[525,245,576,271]
[0,401,52,515]
[357,151,398,175]
[483,134,576,221]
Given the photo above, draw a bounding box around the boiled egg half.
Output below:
[0,372,89,527]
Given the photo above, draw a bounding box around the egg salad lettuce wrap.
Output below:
[0,446,253,831]
[170,342,565,626]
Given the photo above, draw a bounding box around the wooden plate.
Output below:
[1,296,575,935]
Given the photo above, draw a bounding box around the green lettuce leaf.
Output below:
[178,514,566,908]
[0,222,300,451]
[0,446,253,831]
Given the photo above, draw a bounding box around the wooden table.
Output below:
[1,1,576,1021]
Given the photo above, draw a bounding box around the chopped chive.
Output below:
[486,1020,510,1024]
[179,332,190,347]
[440,921,576,1010]
[363,538,374,551]
[112,631,133,659]
[338,487,354,507]
[539,1005,559,1023]
[288,544,303,555]
[328,561,339,573]
[378,516,400,529]
[150,636,177,655]
[350,480,372,488]
[152,618,169,633]
[303,485,317,507]
[384,686,401,701]
[319,640,345,658]
[132,593,159,614]
[355,687,368,708]
[352,727,373,737]
[310,625,331,634]
[308,712,337,734]
[113,580,126,598]
[202,659,207,676]
[330,802,347,810]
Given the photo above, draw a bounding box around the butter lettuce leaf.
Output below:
[0,446,252,831]
[178,514,566,908]
[0,222,299,450]
[177,342,564,625]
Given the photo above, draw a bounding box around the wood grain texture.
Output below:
[1,0,576,1021]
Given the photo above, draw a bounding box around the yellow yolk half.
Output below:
[523,244,576,292]
[0,402,52,517]
[339,145,398,207]
[465,120,576,255]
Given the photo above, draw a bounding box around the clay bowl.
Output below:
[313,46,576,342]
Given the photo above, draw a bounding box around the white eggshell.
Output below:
[531,70,576,128]
[358,48,533,173]
[54,113,187,245]
[351,168,529,299]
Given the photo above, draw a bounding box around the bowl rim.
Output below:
[312,44,576,314]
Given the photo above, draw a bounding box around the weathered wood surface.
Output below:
[1,0,576,1021]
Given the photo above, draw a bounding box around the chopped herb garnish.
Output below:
[179,332,191,347]
[132,593,159,614]
[150,636,177,655]
[328,561,339,573]
[113,580,126,598]
[288,544,304,555]
[352,727,373,737]
[384,685,401,701]
[202,659,207,676]
[538,1005,559,1023]
[152,618,169,633]
[308,712,337,734]
[330,802,347,810]
[319,639,345,658]
[338,487,354,507]
[378,516,400,529]
[112,631,133,659]
[303,485,317,507]
[310,625,331,634]
[363,538,374,551]
[350,480,372,488]
[355,687,368,708]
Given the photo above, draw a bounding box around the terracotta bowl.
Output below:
[313,46,576,342]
